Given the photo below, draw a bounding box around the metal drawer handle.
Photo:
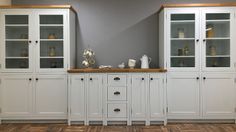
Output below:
[114,77,120,80]
[114,91,120,95]
[114,108,120,112]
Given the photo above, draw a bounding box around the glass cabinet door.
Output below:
[4,15,31,71]
[39,14,64,70]
[168,10,199,71]
[202,11,232,71]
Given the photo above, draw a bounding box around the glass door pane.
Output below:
[170,14,195,67]
[205,13,230,67]
[39,15,64,69]
[5,15,29,69]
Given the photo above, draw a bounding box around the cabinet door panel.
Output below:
[87,74,103,120]
[202,73,235,118]
[201,9,234,72]
[0,75,32,115]
[35,10,68,72]
[0,10,34,72]
[35,75,67,116]
[70,75,85,120]
[149,74,164,118]
[131,74,147,119]
[167,72,200,118]
[166,8,200,72]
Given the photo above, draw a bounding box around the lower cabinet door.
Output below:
[131,74,147,119]
[167,72,200,119]
[35,75,67,117]
[149,74,165,119]
[202,73,235,119]
[70,74,86,121]
[0,75,33,117]
[87,74,103,120]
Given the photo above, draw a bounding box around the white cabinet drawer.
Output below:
[108,87,127,101]
[108,103,127,118]
[108,75,127,86]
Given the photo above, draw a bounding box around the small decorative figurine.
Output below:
[206,24,214,38]
[48,33,57,39]
[82,48,95,68]
[209,45,216,56]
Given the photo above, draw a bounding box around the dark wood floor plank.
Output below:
[0,123,236,132]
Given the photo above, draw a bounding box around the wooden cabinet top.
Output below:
[68,68,167,73]
[158,3,236,12]
[0,5,76,13]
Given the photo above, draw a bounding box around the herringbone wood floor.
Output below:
[0,123,236,132]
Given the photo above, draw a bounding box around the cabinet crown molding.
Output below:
[158,2,236,13]
[0,5,76,13]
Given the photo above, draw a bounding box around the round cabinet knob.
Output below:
[203,39,206,42]
[203,77,206,80]
[196,39,199,42]
[90,78,92,81]
[81,78,84,81]
[114,108,120,112]
[150,78,153,80]
[29,78,32,81]
[35,40,38,43]
[36,78,39,81]
[196,77,199,80]
[142,78,144,80]
[28,40,32,43]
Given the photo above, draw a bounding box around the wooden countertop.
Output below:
[68,68,167,73]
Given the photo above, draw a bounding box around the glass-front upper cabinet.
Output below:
[202,9,234,71]
[0,11,33,72]
[36,11,66,72]
[167,9,200,71]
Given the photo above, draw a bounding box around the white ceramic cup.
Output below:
[128,59,136,69]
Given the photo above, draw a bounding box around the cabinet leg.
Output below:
[145,121,150,126]
[85,120,89,126]
[127,120,131,126]
[164,119,167,126]
[67,119,71,126]
[103,120,107,126]
[0,119,2,124]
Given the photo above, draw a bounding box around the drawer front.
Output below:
[108,87,127,101]
[108,75,127,86]
[108,103,127,118]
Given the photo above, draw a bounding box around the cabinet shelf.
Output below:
[6,24,28,27]
[206,19,230,22]
[206,37,230,40]
[40,24,63,26]
[6,57,28,59]
[206,55,230,58]
[40,39,63,41]
[171,38,195,40]
[171,56,195,58]
[6,39,28,41]
[40,56,64,59]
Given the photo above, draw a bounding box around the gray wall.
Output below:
[13,0,236,68]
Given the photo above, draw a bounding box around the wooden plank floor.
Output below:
[0,123,236,132]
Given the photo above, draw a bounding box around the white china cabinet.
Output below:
[159,6,236,120]
[0,5,76,121]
